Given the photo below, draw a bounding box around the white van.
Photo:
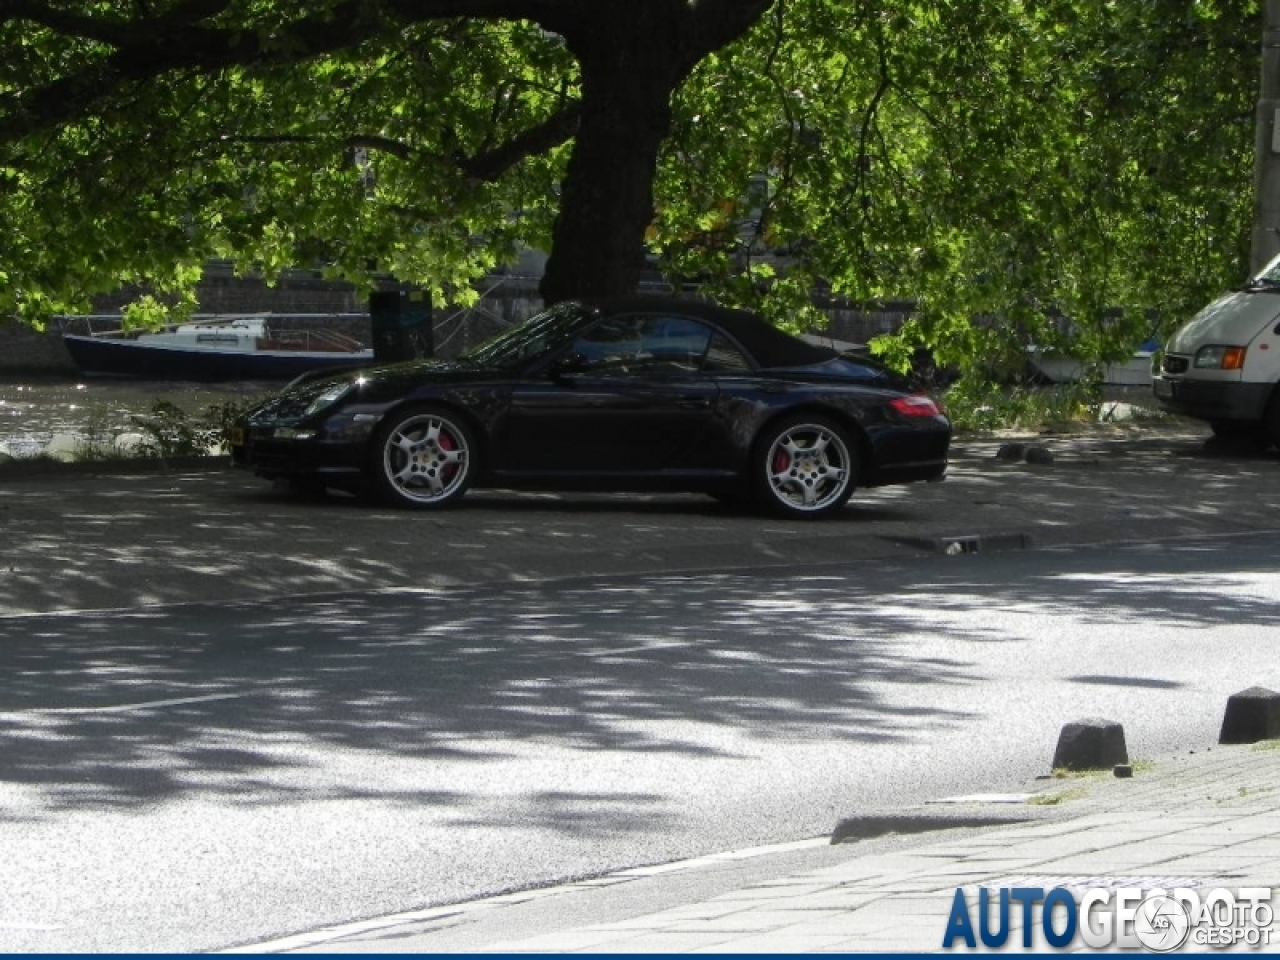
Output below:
[1153,253,1280,439]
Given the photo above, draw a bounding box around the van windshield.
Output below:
[1246,255,1280,291]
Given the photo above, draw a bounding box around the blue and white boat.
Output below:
[60,315,374,380]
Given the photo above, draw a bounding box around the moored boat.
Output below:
[60,314,374,380]
[1028,338,1161,387]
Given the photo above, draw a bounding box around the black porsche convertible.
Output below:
[229,296,951,518]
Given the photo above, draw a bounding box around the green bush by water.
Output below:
[130,399,249,457]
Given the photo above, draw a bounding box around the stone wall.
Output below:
[91,261,369,316]
[0,319,78,374]
[823,299,916,344]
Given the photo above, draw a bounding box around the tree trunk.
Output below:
[537,1,773,304]
[538,34,682,303]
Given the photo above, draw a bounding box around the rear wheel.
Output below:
[750,415,856,519]
[373,406,476,509]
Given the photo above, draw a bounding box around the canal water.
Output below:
[0,375,275,458]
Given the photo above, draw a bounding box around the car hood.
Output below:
[1168,291,1280,353]
[353,357,482,388]
[286,357,491,395]
[250,358,492,421]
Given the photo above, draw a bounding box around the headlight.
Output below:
[1193,345,1247,370]
[302,383,353,417]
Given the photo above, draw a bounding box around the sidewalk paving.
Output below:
[7,422,1280,618]
[240,742,1280,954]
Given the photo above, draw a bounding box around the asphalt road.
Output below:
[2,534,1279,952]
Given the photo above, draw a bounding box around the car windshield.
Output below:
[461,302,593,370]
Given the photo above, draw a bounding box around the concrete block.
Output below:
[1218,687,1280,744]
[1052,718,1128,771]
[831,811,1032,844]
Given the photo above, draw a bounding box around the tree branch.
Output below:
[0,0,231,43]
[0,0,572,144]
[208,106,579,180]
[459,103,579,181]
[683,0,776,64]
[1,0,772,148]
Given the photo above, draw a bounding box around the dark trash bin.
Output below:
[370,290,432,363]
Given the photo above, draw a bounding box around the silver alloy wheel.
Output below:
[763,421,852,513]
[380,411,471,506]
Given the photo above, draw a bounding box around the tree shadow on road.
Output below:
[1,534,1278,823]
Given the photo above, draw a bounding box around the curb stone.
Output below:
[0,453,229,478]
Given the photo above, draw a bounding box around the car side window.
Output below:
[563,317,644,373]
[566,315,713,375]
[636,316,713,372]
[702,332,753,373]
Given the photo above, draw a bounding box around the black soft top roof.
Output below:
[579,296,837,369]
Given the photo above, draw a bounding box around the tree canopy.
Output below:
[0,0,1261,375]
[656,0,1257,372]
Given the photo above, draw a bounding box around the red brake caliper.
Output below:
[439,430,457,480]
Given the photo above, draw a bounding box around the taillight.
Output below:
[889,394,942,417]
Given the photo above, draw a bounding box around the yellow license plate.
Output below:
[228,426,246,446]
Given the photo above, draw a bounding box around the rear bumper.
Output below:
[863,425,950,487]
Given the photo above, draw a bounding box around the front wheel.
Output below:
[750,415,856,518]
[1210,420,1264,440]
[372,406,476,509]
[1208,420,1269,450]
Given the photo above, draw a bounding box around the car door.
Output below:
[494,313,722,476]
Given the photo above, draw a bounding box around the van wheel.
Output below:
[1210,420,1268,445]
[1263,393,1280,450]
